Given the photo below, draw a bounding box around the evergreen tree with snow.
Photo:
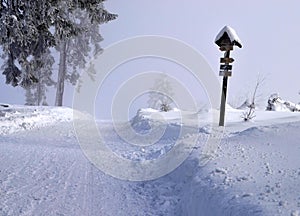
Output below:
[25,49,55,106]
[148,74,174,112]
[0,0,52,87]
[0,0,117,105]
[55,5,115,106]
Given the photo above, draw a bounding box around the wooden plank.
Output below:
[219,70,232,77]
[219,46,233,51]
[220,64,232,70]
[220,57,234,64]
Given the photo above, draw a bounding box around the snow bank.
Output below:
[0,105,74,135]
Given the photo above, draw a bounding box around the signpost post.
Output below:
[215,26,242,126]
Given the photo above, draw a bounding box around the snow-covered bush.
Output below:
[266,93,300,112]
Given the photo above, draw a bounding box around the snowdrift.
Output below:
[0,104,73,135]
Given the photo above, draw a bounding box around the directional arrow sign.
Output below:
[215,26,242,126]
[219,71,232,77]
[220,57,234,64]
[220,64,232,71]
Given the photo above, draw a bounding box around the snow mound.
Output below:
[266,93,300,112]
[133,108,182,120]
[130,108,183,134]
[231,126,264,137]
[0,105,74,135]
[130,110,155,133]
[130,108,201,133]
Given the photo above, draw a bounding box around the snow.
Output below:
[0,105,73,135]
[267,93,300,112]
[132,108,197,121]
[1,105,300,215]
[215,25,243,48]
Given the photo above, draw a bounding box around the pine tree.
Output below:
[0,0,56,87]
[148,74,174,111]
[55,5,116,106]
[0,0,117,103]
[25,88,35,106]
[24,49,55,106]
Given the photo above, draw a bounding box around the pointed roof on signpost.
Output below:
[215,25,243,48]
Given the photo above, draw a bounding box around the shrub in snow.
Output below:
[241,103,256,121]
[160,103,172,112]
[266,93,300,112]
[239,74,265,121]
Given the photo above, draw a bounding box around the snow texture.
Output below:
[1,105,300,215]
[0,105,73,135]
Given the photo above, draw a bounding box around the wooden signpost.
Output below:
[215,26,242,126]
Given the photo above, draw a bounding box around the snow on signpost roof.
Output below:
[215,25,242,48]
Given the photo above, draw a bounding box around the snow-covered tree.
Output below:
[0,0,117,104]
[25,49,55,106]
[148,74,174,112]
[55,5,116,106]
[0,0,56,87]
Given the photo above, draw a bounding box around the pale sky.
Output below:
[101,1,300,104]
[1,0,300,116]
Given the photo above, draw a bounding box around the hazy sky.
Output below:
[1,0,300,114]
[101,0,300,105]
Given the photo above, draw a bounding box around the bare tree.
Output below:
[242,74,266,121]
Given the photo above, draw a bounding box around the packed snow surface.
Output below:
[1,105,300,215]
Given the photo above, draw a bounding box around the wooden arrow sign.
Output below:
[219,70,232,77]
[220,64,233,70]
[220,57,234,64]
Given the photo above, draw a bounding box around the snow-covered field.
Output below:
[0,104,300,216]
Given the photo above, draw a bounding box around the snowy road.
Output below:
[1,106,300,216]
[0,120,193,216]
